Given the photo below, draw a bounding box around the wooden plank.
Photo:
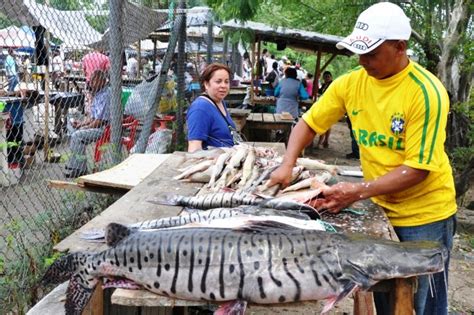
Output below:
[354,291,375,315]
[48,180,128,195]
[262,113,276,123]
[27,282,68,315]
[54,153,202,253]
[78,154,170,190]
[112,289,209,307]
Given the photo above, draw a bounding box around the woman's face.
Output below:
[204,69,230,102]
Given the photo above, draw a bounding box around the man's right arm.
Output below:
[268,120,316,187]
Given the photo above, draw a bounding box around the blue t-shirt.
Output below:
[91,87,110,122]
[186,96,236,149]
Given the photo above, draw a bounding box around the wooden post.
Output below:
[152,39,157,71]
[137,40,142,77]
[82,280,104,315]
[354,291,376,315]
[390,278,415,315]
[312,48,322,101]
[250,38,257,103]
[43,24,51,161]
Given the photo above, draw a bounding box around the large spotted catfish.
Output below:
[43,221,447,315]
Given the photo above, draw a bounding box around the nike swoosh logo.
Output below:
[352,109,363,116]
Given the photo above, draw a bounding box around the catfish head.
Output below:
[339,235,448,289]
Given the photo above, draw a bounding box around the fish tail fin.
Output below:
[146,195,179,206]
[42,253,97,315]
[41,252,89,285]
[105,223,133,246]
[66,274,98,315]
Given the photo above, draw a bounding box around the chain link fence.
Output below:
[0,0,218,312]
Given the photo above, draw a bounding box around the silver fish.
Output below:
[149,191,321,219]
[43,222,447,315]
[80,206,313,242]
[209,151,231,188]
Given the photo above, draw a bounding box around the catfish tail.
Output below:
[42,253,88,285]
[42,253,98,315]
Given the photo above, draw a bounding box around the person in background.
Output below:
[126,53,139,78]
[278,55,288,75]
[64,70,110,178]
[264,61,280,96]
[269,3,456,315]
[51,50,64,90]
[186,63,237,151]
[316,70,333,148]
[345,115,360,159]
[258,49,269,79]
[82,49,110,84]
[305,73,314,97]
[274,67,309,119]
[265,54,277,75]
[242,51,252,81]
[5,48,19,92]
[154,55,162,74]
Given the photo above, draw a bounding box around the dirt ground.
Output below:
[304,121,474,314]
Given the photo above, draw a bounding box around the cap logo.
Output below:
[355,22,369,31]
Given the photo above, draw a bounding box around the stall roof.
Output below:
[221,20,352,56]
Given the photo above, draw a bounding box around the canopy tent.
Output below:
[0,0,102,48]
[221,20,352,100]
[0,26,36,48]
[0,0,168,50]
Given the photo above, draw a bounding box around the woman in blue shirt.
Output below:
[186,63,237,152]
[274,67,309,119]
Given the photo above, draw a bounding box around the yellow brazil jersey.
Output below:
[303,61,456,227]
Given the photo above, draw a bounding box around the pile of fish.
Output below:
[173,144,338,196]
[45,218,448,315]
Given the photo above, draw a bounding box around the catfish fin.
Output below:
[236,220,297,232]
[214,300,247,315]
[65,274,98,315]
[341,259,376,289]
[321,281,358,314]
[105,223,132,247]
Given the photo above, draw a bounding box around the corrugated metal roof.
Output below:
[221,20,351,56]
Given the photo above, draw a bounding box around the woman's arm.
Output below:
[188,140,203,152]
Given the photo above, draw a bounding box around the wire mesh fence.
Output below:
[0,0,217,312]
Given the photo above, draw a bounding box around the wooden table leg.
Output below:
[82,280,104,315]
[354,291,375,315]
[390,277,414,315]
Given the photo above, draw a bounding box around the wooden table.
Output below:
[243,112,294,143]
[48,145,413,315]
[225,89,248,107]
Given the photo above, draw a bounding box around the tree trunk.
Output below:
[437,0,473,198]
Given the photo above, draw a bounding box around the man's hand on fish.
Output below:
[268,163,294,188]
[309,182,366,213]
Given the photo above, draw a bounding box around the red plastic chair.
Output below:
[94,116,139,163]
[152,115,175,131]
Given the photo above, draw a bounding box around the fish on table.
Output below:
[148,191,321,219]
[43,219,447,315]
[80,206,314,243]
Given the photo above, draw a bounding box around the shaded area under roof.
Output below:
[221,20,352,56]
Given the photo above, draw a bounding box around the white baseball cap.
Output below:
[336,2,411,55]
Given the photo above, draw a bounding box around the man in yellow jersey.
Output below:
[269,2,456,314]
